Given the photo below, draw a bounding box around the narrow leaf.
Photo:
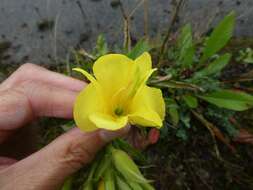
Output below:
[141,183,155,190]
[155,80,204,92]
[104,168,115,190]
[177,24,195,67]
[116,175,132,190]
[82,181,93,190]
[166,98,179,126]
[94,154,111,181]
[127,39,151,59]
[182,95,198,108]
[129,182,143,190]
[200,11,235,63]
[195,53,231,78]
[199,90,253,111]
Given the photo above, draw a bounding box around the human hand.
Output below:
[0,64,128,190]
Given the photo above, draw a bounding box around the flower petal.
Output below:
[140,68,157,85]
[128,85,165,128]
[93,54,134,98]
[74,83,105,132]
[129,52,155,94]
[72,68,97,84]
[89,113,128,131]
[134,52,152,75]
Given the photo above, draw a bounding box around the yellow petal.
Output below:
[74,83,105,132]
[128,53,155,95]
[134,52,152,75]
[93,54,134,98]
[126,68,157,100]
[128,85,165,128]
[89,113,128,131]
[72,68,97,84]
[140,68,157,86]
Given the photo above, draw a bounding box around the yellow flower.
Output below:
[73,52,165,132]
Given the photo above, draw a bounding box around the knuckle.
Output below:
[17,63,36,76]
[16,63,44,80]
[15,80,64,117]
[59,139,95,170]
[19,63,36,70]
[0,89,32,128]
[6,64,37,87]
[0,63,38,90]
[18,63,45,73]
[16,80,50,115]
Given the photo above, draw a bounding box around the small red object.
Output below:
[148,128,160,144]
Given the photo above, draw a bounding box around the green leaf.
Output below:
[169,108,179,127]
[176,127,188,141]
[61,120,75,132]
[141,183,155,190]
[112,139,145,162]
[199,90,253,111]
[177,24,195,67]
[129,182,143,190]
[244,51,253,64]
[200,11,235,63]
[112,148,148,183]
[61,177,73,190]
[180,113,191,129]
[115,175,132,190]
[182,95,198,108]
[94,154,111,181]
[127,39,151,59]
[105,168,115,190]
[166,98,179,126]
[242,48,253,64]
[155,80,204,92]
[95,34,108,56]
[82,181,93,190]
[195,53,231,78]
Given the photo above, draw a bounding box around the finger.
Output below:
[0,63,86,92]
[0,165,11,171]
[0,81,77,130]
[0,127,130,190]
[0,157,17,165]
[0,157,17,170]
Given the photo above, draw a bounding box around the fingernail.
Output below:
[99,124,131,142]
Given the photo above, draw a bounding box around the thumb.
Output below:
[0,127,129,190]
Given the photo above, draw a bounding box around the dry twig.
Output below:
[192,110,237,158]
[158,0,185,67]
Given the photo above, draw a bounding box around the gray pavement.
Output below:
[0,0,252,66]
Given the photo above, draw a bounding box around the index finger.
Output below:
[0,81,79,131]
[0,63,86,92]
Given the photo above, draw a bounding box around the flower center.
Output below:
[114,107,124,116]
[111,66,150,118]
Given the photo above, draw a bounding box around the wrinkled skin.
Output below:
[0,63,128,190]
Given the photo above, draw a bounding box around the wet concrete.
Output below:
[0,0,252,66]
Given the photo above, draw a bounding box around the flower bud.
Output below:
[112,148,147,183]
